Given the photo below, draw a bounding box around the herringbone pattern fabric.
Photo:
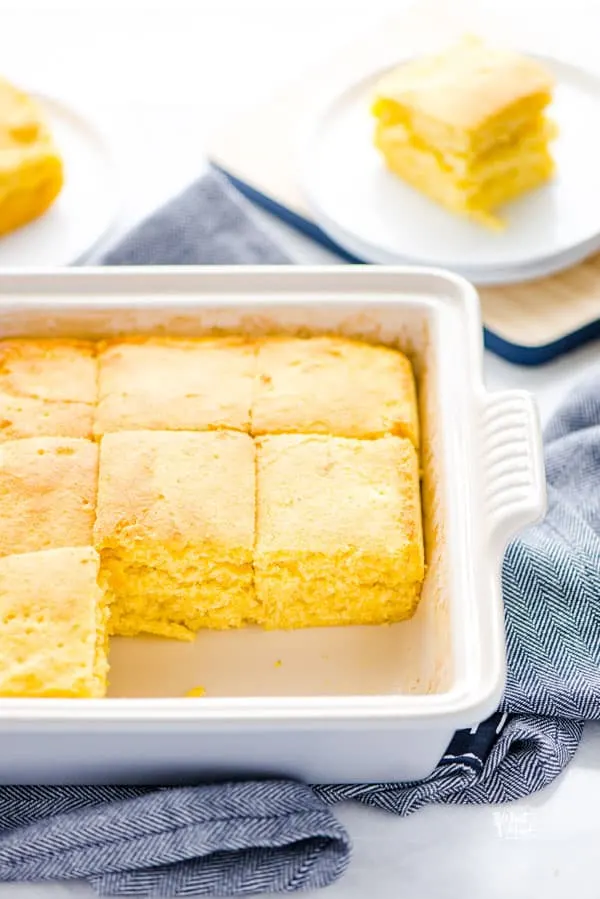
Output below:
[0,173,597,895]
[0,783,350,894]
[318,374,600,813]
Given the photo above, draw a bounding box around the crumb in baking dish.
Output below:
[94,429,257,639]
[371,35,556,227]
[0,547,109,698]
[0,78,64,237]
[252,336,419,445]
[0,339,97,441]
[254,433,424,629]
[0,436,98,557]
[185,685,206,697]
[95,337,256,436]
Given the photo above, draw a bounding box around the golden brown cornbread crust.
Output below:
[0,335,419,444]
[253,336,419,445]
[255,434,423,560]
[95,336,256,436]
[0,339,97,442]
[373,36,554,140]
[0,333,424,683]
[94,429,255,549]
[0,546,108,698]
[0,436,98,557]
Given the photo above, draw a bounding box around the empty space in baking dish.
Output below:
[0,280,473,702]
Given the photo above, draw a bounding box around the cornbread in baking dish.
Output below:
[0,436,98,557]
[372,36,556,227]
[94,429,257,640]
[255,434,424,629]
[0,339,97,441]
[0,78,64,236]
[253,336,419,445]
[0,333,425,676]
[95,337,255,436]
[0,546,108,698]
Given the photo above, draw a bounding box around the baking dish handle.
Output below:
[481,389,547,555]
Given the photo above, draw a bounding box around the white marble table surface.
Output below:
[0,0,598,895]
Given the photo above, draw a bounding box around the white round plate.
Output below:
[0,91,119,267]
[302,54,600,286]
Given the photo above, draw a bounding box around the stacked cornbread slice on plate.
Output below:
[303,34,600,284]
[371,35,556,229]
[0,335,424,697]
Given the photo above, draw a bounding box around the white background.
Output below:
[0,0,600,896]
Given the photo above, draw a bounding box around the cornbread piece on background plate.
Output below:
[94,429,257,639]
[0,547,109,698]
[0,339,97,441]
[0,436,98,557]
[0,77,64,237]
[95,337,256,436]
[255,433,424,629]
[252,336,419,445]
[372,35,556,226]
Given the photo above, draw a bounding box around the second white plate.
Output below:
[302,54,600,286]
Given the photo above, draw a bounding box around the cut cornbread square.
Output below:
[372,36,554,156]
[0,436,98,557]
[95,337,256,436]
[371,37,555,225]
[255,434,424,629]
[94,429,257,639]
[252,336,419,445]
[0,339,97,441]
[0,78,64,237]
[0,546,109,698]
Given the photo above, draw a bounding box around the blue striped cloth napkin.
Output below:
[1,170,598,895]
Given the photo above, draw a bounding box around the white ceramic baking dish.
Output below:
[0,266,546,785]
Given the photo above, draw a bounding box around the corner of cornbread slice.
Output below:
[0,339,97,441]
[95,337,256,436]
[255,433,424,629]
[253,336,419,445]
[0,546,109,698]
[0,436,98,557]
[94,429,257,639]
[0,78,64,237]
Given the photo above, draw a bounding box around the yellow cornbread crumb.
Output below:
[0,436,98,557]
[94,429,258,639]
[0,339,97,441]
[372,36,556,226]
[0,547,109,698]
[185,686,206,697]
[95,337,256,436]
[255,434,424,629]
[253,336,419,445]
[0,78,64,236]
